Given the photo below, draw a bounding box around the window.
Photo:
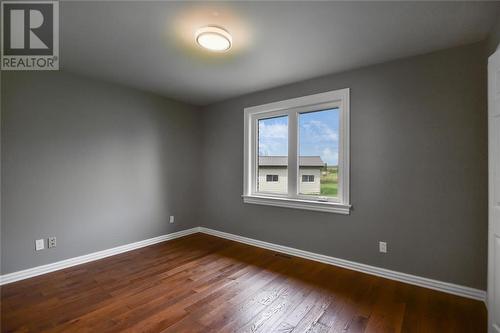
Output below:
[302,175,314,182]
[266,175,279,182]
[298,109,337,197]
[243,89,350,214]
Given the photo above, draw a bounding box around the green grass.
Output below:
[320,166,338,197]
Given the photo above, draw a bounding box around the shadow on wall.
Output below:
[1,70,202,274]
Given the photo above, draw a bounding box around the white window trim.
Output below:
[243,88,351,215]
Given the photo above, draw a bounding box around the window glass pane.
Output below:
[258,115,288,194]
[302,175,315,182]
[266,175,279,182]
[298,108,339,198]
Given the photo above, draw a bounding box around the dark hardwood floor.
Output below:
[1,233,486,332]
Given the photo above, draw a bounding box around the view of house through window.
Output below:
[258,115,288,194]
[256,109,339,198]
[299,108,339,198]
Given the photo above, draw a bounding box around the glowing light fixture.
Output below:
[195,26,232,52]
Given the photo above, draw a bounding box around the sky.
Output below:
[258,108,339,166]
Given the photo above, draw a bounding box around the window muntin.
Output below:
[243,89,350,214]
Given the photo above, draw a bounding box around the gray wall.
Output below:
[488,17,500,55]
[0,42,489,290]
[1,71,201,274]
[199,42,488,289]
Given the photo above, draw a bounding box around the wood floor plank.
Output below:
[0,233,487,333]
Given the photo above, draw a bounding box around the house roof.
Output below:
[259,156,325,167]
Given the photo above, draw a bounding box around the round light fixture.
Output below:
[195,26,232,52]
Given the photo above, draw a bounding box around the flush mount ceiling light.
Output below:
[195,26,232,52]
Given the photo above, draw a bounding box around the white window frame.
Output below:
[243,88,351,214]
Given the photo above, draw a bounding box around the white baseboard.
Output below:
[0,226,486,303]
[198,227,487,302]
[0,228,200,286]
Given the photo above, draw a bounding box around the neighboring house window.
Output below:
[302,175,314,182]
[243,89,350,214]
[266,175,279,182]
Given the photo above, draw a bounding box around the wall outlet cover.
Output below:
[48,237,56,248]
[379,241,387,253]
[35,239,45,251]
[169,216,175,223]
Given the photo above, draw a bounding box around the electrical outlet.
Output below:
[379,241,387,253]
[48,237,56,248]
[35,239,45,251]
[169,216,175,224]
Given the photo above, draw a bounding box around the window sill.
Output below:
[242,195,351,215]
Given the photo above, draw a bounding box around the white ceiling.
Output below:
[61,1,500,106]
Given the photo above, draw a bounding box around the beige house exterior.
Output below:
[258,156,325,194]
